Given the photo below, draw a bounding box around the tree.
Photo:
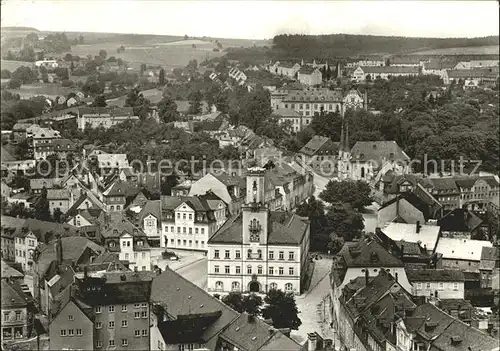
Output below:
[34,186,51,221]
[324,203,365,242]
[221,292,263,315]
[99,49,107,59]
[54,67,69,80]
[184,34,188,40]
[188,90,203,114]
[158,96,179,123]
[140,63,147,76]
[64,53,73,61]
[158,68,166,86]
[187,59,198,73]
[319,179,372,211]
[78,35,84,44]
[8,78,22,89]
[52,208,63,223]
[12,66,37,84]
[161,174,179,195]
[296,196,330,252]
[94,94,107,107]
[1,69,11,79]
[262,289,301,330]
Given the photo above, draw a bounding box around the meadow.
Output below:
[1,60,33,71]
[7,83,78,99]
[409,45,500,55]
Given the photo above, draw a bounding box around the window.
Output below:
[279,251,284,260]
[289,267,294,275]
[76,329,82,336]
[438,282,444,290]
[177,227,181,233]
[189,228,192,234]
[109,321,115,329]
[183,227,186,234]
[125,253,129,260]
[247,249,252,259]
[225,265,230,274]
[141,311,147,318]
[257,266,263,274]
[95,306,102,313]
[134,312,140,319]
[134,253,138,260]
[195,228,199,234]
[215,281,224,291]
[453,283,459,290]
[121,320,128,328]
[142,329,148,337]
[247,265,252,274]
[96,322,102,329]
[109,340,115,347]
[108,306,115,313]
[425,283,431,290]
[214,265,220,273]
[134,303,140,308]
[201,228,205,234]
[257,249,262,259]
[279,267,284,275]
[142,252,146,259]
[416,283,422,289]
[214,250,220,259]
[96,341,103,348]
[235,266,241,274]
[68,329,74,336]
[285,283,293,291]
[235,250,241,259]
[60,329,66,336]
[269,251,274,260]
[270,283,278,290]
[135,330,140,337]
[68,315,74,321]
[225,250,230,259]
[189,214,192,220]
[141,303,147,308]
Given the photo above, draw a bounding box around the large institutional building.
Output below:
[207,167,311,295]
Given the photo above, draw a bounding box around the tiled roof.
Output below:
[12,123,34,131]
[33,128,60,139]
[298,66,319,75]
[424,60,458,70]
[1,215,79,241]
[438,208,483,233]
[282,88,343,102]
[338,235,404,268]
[389,56,422,65]
[78,106,134,116]
[151,267,239,343]
[0,146,15,162]
[1,280,28,308]
[350,141,409,166]
[97,153,129,168]
[220,313,301,351]
[406,269,464,282]
[428,178,459,191]
[408,303,454,340]
[272,108,301,118]
[47,189,70,200]
[378,192,431,221]
[299,135,339,156]
[66,191,106,217]
[447,68,499,79]
[103,180,130,197]
[30,178,63,190]
[359,66,420,74]
[381,222,440,252]
[435,237,492,261]
[102,213,146,238]
[1,259,23,279]
[431,318,499,351]
[208,211,308,245]
[137,200,161,223]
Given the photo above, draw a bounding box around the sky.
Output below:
[1,0,499,40]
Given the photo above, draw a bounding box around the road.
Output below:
[292,256,341,349]
[173,256,208,289]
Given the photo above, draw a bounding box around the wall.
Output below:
[441,258,480,273]
[1,306,27,342]
[49,301,94,350]
[411,281,464,299]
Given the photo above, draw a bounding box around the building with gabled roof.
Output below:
[49,299,94,350]
[406,269,465,299]
[377,192,438,228]
[76,106,139,130]
[1,279,32,343]
[298,135,339,175]
[381,222,441,254]
[207,167,310,295]
[353,66,420,82]
[297,66,322,86]
[435,237,493,273]
[479,246,499,290]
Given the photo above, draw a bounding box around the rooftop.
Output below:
[406,269,464,282]
[435,237,493,261]
[350,140,409,166]
[299,135,339,157]
[208,211,308,245]
[337,235,404,268]
[381,222,440,252]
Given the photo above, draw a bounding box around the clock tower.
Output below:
[242,167,269,246]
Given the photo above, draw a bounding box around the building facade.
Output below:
[207,168,310,295]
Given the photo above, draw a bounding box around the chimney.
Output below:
[268,328,274,336]
[416,221,421,233]
[247,314,255,323]
[308,333,318,351]
[83,266,88,279]
[395,272,398,282]
[365,268,369,285]
[400,244,405,257]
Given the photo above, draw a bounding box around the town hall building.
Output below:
[207,167,311,295]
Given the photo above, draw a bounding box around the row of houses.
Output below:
[267,60,326,86]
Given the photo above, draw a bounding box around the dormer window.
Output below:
[137,241,143,246]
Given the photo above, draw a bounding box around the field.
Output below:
[7,83,79,99]
[409,45,500,55]
[71,41,226,70]
[1,59,33,71]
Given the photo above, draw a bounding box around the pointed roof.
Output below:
[1,280,28,308]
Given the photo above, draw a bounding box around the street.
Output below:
[292,256,341,349]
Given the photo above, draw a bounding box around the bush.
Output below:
[8,78,22,89]
[61,79,74,87]
[1,69,12,79]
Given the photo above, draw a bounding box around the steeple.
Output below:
[339,121,345,154]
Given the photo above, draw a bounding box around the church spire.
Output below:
[345,123,350,153]
[339,120,345,153]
